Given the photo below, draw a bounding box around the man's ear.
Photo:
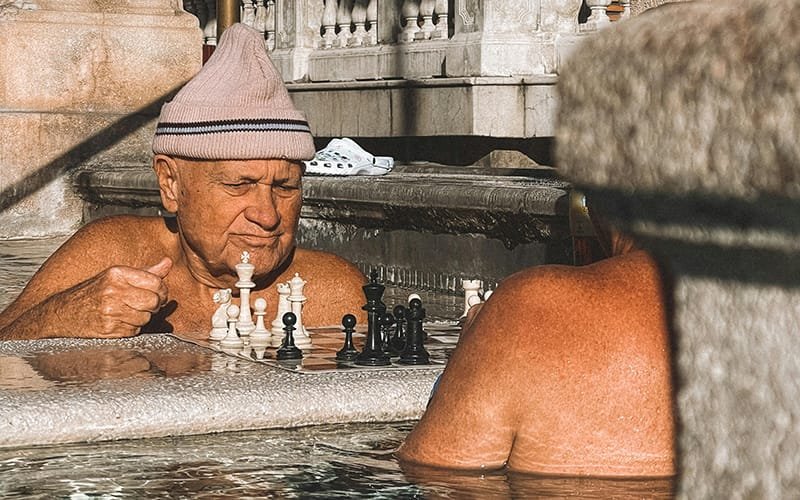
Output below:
[153,155,180,214]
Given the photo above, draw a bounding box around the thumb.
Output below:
[145,257,172,278]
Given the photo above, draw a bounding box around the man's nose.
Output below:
[243,188,281,229]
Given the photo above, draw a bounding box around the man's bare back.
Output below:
[397,250,675,476]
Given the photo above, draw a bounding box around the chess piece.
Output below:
[389,304,407,353]
[209,288,232,341]
[288,273,312,349]
[483,289,494,301]
[277,312,303,360]
[235,251,256,339]
[219,304,244,351]
[355,270,390,366]
[399,298,430,365]
[249,297,271,360]
[336,314,360,362]
[461,279,483,318]
[270,282,291,346]
[380,312,396,356]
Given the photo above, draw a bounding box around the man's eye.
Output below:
[274,184,300,194]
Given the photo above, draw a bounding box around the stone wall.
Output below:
[0,1,201,239]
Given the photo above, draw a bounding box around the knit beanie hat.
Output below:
[152,23,315,161]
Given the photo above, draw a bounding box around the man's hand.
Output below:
[61,257,172,338]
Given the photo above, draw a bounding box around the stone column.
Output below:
[0,0,201,238]
[555,0,800,497]
[445,0,583,77]
[269,0,321,82]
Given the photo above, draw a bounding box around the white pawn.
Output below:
[209,288,232,341]
[408,293,422,304]
[219,304,244,351]
[461,279,484,318]
[249,297,271,360]
[271,282,292,347]
[288,273,312,349]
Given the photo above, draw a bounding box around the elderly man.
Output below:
[0,24,365,340]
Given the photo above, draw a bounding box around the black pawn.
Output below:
[355,270,391,366]
[277,312,303,360]
[398,298,430,365]
[379,312,396,356]
[389,304,407,353]
[336,314,360,362]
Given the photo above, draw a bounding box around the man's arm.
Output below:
[0,218,172,340]
[396,281,520,470]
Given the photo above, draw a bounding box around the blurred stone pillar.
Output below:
[0,0,201,238]
[556,0,800,497]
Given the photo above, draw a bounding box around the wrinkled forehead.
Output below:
[174,156,304,178]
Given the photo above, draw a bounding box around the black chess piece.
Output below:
[379,312,396,356]
[389,304,407,353]
[355,270,391,366]
[398,298,430,365]
[336,314,360,362]
[277,312,303,360]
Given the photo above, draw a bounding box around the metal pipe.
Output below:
[217,0,240,39]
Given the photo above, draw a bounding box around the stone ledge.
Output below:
[74,164,571,245]
[0,335,440,448]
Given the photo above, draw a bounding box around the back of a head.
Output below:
[555,0,800,201]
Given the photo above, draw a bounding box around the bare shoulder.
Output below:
[290,247,366,285]
[7,216,174,307]
[285,247,367,326]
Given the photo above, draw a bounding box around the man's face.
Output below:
[169,157,303,281]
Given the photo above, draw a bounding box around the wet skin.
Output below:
[397,250,676,477]
[0,157,366,340]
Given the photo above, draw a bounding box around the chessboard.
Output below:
[174,322,461,374]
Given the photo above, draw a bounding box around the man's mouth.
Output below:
[229,233,283,247]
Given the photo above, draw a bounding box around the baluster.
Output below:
[618,0,631,19]
[399,0,420,43]
[350,0,369,47]
[242,0,256,28]
[265,0,276,50]
[431,0,448,39]
[415,0,435,40]
[203,0,217,45]
[585,0,611,25]
[321,0,338,49]
[337,0,354,48]
[366,0,378,45]
[254,0,266,36]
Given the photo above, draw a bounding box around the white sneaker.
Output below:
[303,138,394,176]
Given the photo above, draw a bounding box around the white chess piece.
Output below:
[235,251,256,339]
[220,304,244,351]
[209,288,232,341]
[249,297,271,360]
[271,282,292,347]
[408,293,422,304]
[461,279,484,318]
[288,273,312,349]
[483,289,494,301]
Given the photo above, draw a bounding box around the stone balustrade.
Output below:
[181,1,627,82]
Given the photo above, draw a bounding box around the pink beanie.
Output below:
[152,23,315,161]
